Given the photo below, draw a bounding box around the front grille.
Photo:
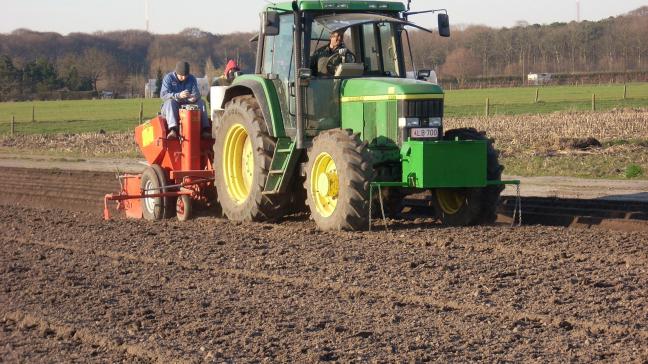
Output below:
[399,98,444,118]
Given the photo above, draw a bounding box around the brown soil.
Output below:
[1,168,648,362]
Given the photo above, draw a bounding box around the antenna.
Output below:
[145,0,150,32]
[576,0,581,22]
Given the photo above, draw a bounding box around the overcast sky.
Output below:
[2,0,647,35]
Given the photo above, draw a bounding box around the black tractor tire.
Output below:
[213,95,289,221]
[432,127,504,226]
[304,129,374,231]
[141,164,174,220]
[377,187,405,219]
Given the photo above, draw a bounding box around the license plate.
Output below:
[410,128,439,138]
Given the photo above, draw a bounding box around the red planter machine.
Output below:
[104,105,215,221]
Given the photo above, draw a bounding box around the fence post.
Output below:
[535,88,539,103]
[592,93,596,111]
[485,98,490,117]
[139,101,144,124]
[11,115,15,136]
[623,84,627,100]
[31,105,35,122]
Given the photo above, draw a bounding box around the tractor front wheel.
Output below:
[305,129,374,231]
[431,127,504,226]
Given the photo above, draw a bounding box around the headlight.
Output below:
[398,117,420,127]
[429,117,443,127]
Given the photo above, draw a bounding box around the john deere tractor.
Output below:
[212,0,513,231]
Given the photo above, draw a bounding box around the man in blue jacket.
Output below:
[160,61,211,139]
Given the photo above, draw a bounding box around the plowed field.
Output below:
[1,167,647,362]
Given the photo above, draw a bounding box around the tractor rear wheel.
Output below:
[304,129,374,231]
[432,128,504,226]
[213,95,288,221]
[141,164,174,220]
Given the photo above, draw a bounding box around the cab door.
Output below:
[261,14,297,135]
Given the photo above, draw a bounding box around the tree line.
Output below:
[0,6,646,100]
[410,6,648,86]
[0,28,256,101]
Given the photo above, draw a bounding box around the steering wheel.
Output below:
[322,49,357,75]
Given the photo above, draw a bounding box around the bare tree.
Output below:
[441,47,481,86]
[78,48,115,92]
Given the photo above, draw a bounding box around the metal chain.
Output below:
[517,184,523,226]
[511,184,522,227]
[113,167,124,191]
[368,184,393,235]
[368,185,373,231]
[377,187,389,232]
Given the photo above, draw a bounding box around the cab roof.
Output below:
[269,1,406,12]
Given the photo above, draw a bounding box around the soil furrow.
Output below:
[3,236,646,362]
[1,310,182,363]
[15,238,648,342]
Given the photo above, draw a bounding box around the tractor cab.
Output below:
[254,3,448,143]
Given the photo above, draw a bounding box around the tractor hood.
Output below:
[340,78,444,98]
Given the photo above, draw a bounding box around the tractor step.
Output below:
[263,138,298,194]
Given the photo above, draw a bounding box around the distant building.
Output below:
[144,77,209,99]
[528,73,552,85]
[100,90,114,99]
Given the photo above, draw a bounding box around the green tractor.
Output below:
[212,0,514,231]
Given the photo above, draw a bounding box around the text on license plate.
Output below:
[410,128,439,138]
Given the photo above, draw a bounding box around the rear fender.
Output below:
[222,78,285,137]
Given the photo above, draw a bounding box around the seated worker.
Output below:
[160,61,211,139]
[309,28,356,76]
[213,59,240,87]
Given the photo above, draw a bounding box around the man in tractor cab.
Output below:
[160,61,211,140]
[309,28,356,76]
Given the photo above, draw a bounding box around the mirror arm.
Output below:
[265,6,289,12]
[404,9,447,17]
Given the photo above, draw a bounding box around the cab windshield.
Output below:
[307,13,422,77]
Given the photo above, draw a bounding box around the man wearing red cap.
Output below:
[160,61,211,139]
[213,60,240,87]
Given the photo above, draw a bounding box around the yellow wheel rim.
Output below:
[223,124,253,204]
[436,189,465,215]
[310,152,338,217]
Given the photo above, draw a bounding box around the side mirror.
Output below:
[262,11,280,36]
[438,13,450,37]
[417,69,431,80]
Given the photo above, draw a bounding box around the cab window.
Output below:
[262,14,294,81]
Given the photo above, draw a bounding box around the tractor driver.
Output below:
[309,28,356,76]
[160,61,211,140]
